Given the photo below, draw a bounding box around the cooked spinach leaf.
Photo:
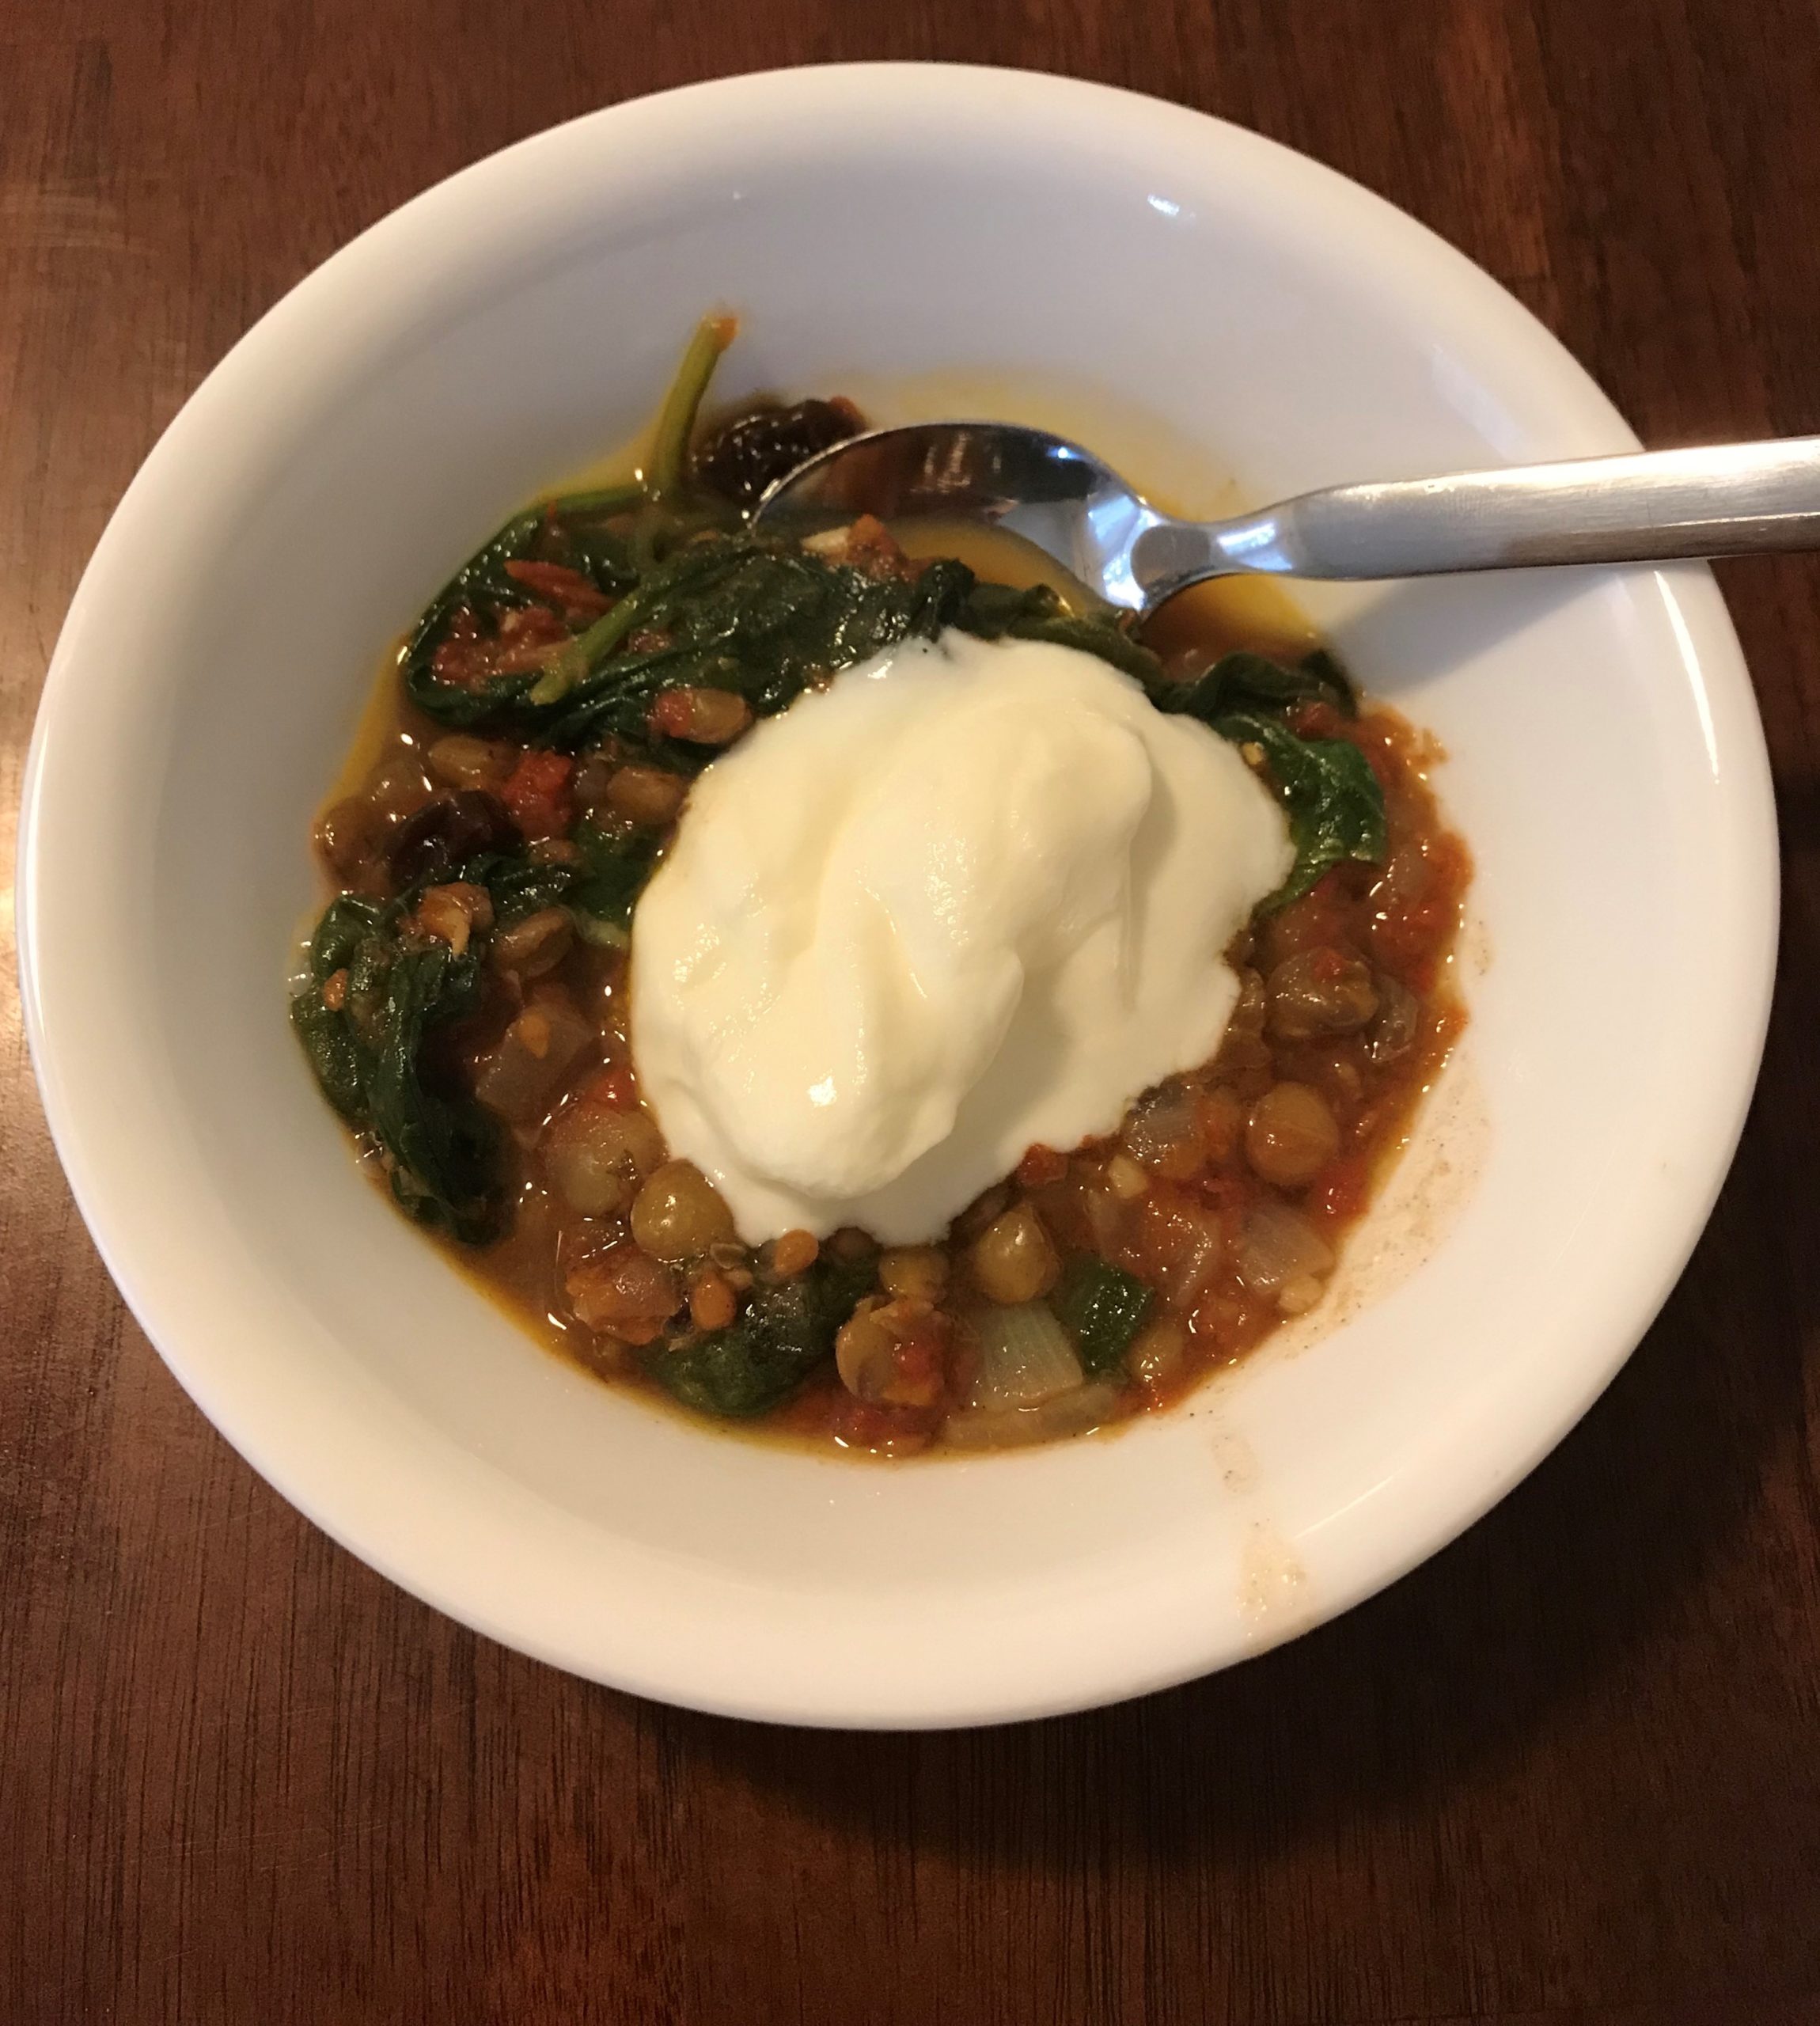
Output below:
[957,579,1160,683]
[1052,1256,1153,1376]
[290,989,367,1121]
[365,943,502,1242]
[1214,708,1388,907]
[294,897,385,1119]
[399,505,648,730]
[570,821,661,931]
[294,813,673,1239]
[294,888,513,1241]
[309,894,384,980]
[1148,645,1382,904]
[1296,648,1359,716]
[1155,646,1357,723]
[538,539,980,746]
[397,510,543,721]
[403,525,1163,753]
[646,1254,877,1417]
[469,851,587,928]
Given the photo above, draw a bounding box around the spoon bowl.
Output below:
[756,422,1169,610]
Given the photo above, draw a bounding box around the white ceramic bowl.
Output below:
[18,66,1777,1726]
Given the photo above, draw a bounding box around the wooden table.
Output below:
[5,5,1818,2020]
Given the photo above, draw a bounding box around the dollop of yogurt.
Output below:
[630,632,1293,1243]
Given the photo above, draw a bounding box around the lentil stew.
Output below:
[293,318,1469,1455]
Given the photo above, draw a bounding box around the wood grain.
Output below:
[4,3,1819,2020]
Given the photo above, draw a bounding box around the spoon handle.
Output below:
[1153,438,1820,594]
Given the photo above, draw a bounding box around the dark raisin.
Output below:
[386,791,517,886]
[693,398,864,507]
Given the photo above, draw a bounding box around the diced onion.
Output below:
[1127,1315,1186,1389]
[941,1383,1122,1449]
[1232,1199,1334,1294]
[1082,1181,1128,1256]
[1143,1196,1224,1311]
[472,992,593,1121]
[575,914,631,951]
[965,1302,1084,1410]
[1122,1080,1203,1173]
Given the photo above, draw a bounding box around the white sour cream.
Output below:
[630,632,1293,1243]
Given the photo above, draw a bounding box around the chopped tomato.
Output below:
[829,1395,941,1455]
[1258,870,1353,967]
[1016,1143,1068,1189]
[882,1326,949,1409]
[433,604,573,689]
[581,1062,641,1110]
[1371,833,1471,980]
[500,749,576,840]
[1306,1156,1369,1224]
[841,514,916,580]
[1290,700,1344,739]
[503,558,614,618]
[1372,906,1447,981]
[1196,1170,1251,1218]
[649,687,751,744]
[430,607,495,689]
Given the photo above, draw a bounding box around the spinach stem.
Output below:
[540,479,648,518]
[527,586,648,705]
[649,313,737,500]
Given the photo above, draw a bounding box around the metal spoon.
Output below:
[755,422,1820,613]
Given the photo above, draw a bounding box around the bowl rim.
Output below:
[17,63,1780,1725]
